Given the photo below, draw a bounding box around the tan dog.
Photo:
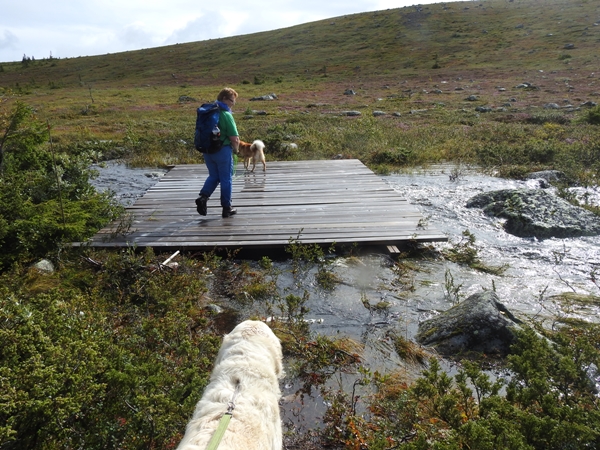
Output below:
[238,139,266,172]
[176,320,284,450]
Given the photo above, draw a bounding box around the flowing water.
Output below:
[90,162,600,431]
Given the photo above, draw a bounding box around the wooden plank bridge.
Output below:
[82,159,447,254]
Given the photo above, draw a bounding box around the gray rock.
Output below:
[525,170,565,182]
[475,106,492,112]
[466,188,600,239]
[465,95,479,101]
[205,304,223,314]
[544,103,561,109]
[564,43,575,49]
[178,95,196,103]
[280,142,298,151]
[344,89,356,95]
[340,111,361,116]
[416,291,521,356]
[33,259,55,274]
[372,110,386,116]
[250,93,277,101]
[581,101,598,108]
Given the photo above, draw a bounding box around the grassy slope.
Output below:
[0,0,599,167]
[2,0,599,87]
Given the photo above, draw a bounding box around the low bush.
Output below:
[0,101,122,270]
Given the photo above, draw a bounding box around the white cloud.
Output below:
[0,30,18,51]
[166,11,230,45]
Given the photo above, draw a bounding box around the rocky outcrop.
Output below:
[466,188,600,239]
[416,291,521,357]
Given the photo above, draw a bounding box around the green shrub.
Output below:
[0,250,220,449]
[582,105,600,125]
[0,101,122,270]
[334,325,600,449]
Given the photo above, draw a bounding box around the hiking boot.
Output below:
[222,207,237,218]
[195,195,208,216]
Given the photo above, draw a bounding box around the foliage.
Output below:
[443,229,507,275]
[0,101,122,270]
[325,325,600,449]
[0,249,220,450]
[581,105,600,125]
[1,1,600,447]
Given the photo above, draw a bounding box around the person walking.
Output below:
[195,87,240,218]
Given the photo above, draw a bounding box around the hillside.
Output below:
[1,0,599,89]
[0,0,599,174]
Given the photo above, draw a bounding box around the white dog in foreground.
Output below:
[176,320,284,450]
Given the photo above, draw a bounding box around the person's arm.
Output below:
[229,135,239,153]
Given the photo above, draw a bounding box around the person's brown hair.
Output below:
[217,87,238,102]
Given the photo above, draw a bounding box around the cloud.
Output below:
[166,11,230,45]
[118,23,158,48]
[0,30,18,50]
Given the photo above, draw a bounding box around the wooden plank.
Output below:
[80,160,446,252]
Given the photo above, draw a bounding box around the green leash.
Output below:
[232,152,238,177]
[206,383,240,450]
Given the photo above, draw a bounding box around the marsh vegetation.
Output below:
[2,0,600,448]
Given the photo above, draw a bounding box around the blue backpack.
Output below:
[194,102,223,153]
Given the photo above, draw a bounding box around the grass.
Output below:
[1,0,599,183]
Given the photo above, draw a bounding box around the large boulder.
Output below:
[416,291,521,357]
[466,188,600,239]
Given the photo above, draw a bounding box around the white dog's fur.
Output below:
[238,139,266,172]
[176,320,284,450]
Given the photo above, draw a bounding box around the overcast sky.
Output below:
[0,0,449,63]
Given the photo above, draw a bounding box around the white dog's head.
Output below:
[214,320,284,379]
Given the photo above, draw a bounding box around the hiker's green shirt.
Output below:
[219,110,238,147]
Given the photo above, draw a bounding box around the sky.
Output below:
[0,0,449,63]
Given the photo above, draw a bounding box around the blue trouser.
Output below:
[200,145,234,208]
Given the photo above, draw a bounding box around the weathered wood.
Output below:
[80,160,447,252]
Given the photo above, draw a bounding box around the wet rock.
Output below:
[525,170,565,183]
[466,188,600,239]
[144,172,164,178]
[416,291,521,357]
[206,304,224,314]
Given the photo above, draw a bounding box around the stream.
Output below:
[90,161,600,431]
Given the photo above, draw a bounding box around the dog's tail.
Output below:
[251,140,265,151]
